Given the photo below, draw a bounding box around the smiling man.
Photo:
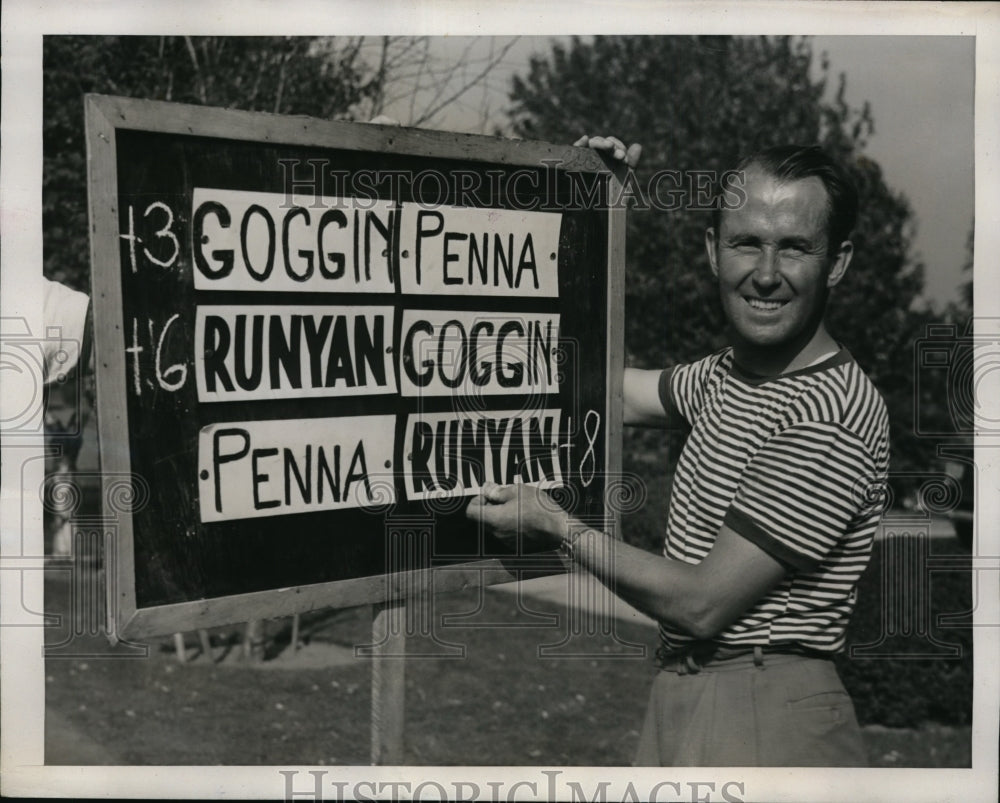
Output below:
[708,147,854,374]
[466,142,890,766]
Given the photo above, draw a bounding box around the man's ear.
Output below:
[827,240,853,288]
[705,227,720,279]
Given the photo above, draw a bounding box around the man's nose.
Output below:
[753,250,782,289]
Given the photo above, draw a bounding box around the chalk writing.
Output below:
[155,313,187,391]
[119,201,181,273]
[579,409,601,487]
[125,315,189,396]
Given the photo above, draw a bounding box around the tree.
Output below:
[42,35,380,291]
[507,35,948,519]
[43,35,521,292]
[350,36,522,129]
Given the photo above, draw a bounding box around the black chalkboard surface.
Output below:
[86,95,625,640]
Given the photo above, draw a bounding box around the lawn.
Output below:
[44,565,970,767]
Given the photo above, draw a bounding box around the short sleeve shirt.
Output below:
[658,347,890,653]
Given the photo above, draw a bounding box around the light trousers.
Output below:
[634,650,867,766]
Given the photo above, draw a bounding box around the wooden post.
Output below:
[172,632,186,663]
[290,614,300,652]
[197,629,213,660]
[370,599,406,765]
[243,619,265,662]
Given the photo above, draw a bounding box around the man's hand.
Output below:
[465,482,568,551]
[573,135,642,168]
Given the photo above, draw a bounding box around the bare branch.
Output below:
[408,38,431,124]
[416,39,480,117]
[371,36,391,117]
[412,37,521,127]
[274,40,292,114]
[248,49,265,111]
[183,35,207,104]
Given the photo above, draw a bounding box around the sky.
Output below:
[382,34,976,307]
[811,35,974,306]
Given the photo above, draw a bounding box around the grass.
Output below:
[861,724,971,768]
[44,565,970,767]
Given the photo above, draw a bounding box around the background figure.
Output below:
[42,278,92,556]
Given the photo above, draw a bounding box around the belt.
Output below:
[655,642,832,675]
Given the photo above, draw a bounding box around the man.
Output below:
[466,140,889,766]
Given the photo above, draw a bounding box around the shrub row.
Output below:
[836,535,973,727]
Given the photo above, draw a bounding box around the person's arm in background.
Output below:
[42,278,92,383]
[42,278,93,556]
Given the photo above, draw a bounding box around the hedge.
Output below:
[835,535,973,727]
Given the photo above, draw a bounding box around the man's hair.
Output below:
[713,144,859,252]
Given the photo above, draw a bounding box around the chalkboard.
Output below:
[85,94,625,641]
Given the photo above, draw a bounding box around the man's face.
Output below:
[706,167,851,354]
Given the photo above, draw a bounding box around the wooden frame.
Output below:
[85,93,626,642]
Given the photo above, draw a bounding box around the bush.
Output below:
[620,428,673,554]
[836,534,973,727]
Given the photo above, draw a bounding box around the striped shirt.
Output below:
[658,347,890,653]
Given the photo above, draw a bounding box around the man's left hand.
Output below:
[573,135,642,168]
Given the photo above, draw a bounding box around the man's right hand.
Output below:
[573,135,642,168]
